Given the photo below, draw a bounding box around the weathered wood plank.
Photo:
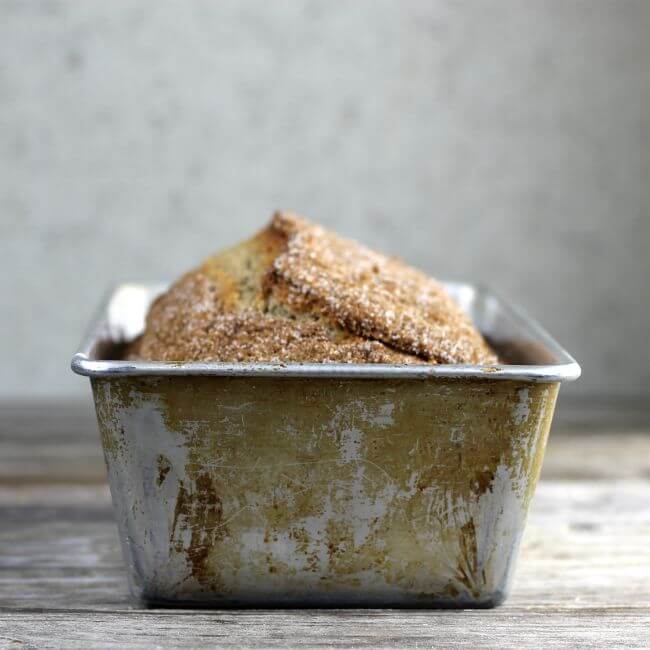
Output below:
[1,609,649,649]
[541,432,650,481]
[0,402,104,485]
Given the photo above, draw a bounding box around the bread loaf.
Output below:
[130,212,497,365]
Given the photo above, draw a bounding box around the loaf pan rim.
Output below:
[71,282,581,383]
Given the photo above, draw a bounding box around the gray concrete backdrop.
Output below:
[1,0,648,400]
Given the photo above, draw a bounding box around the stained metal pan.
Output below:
[72,282,579,608]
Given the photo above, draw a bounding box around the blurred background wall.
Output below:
[1,1,648,414]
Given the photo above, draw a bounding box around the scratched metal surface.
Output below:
[75,282,576,607]
[92,375,558,607]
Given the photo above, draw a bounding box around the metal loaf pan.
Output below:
[72,282,579,608]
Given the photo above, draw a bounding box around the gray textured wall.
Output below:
[1,0,648,400]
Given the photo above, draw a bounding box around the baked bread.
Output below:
[130,212,497,365]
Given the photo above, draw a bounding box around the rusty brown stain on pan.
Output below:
[456,519,480,598]
[156,455,171,487]
[470,468,496,496]
[91,374,560,602]
[171,472,228,584]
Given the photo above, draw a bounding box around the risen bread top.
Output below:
[130,212,497,365]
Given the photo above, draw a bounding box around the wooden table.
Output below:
[1,403,649,649]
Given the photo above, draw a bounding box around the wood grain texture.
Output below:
[1,406,649,648]
[1,610,649,650]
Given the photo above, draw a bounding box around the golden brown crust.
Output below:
[133,212,497,365]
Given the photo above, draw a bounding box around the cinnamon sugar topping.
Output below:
[131,212,497,365]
